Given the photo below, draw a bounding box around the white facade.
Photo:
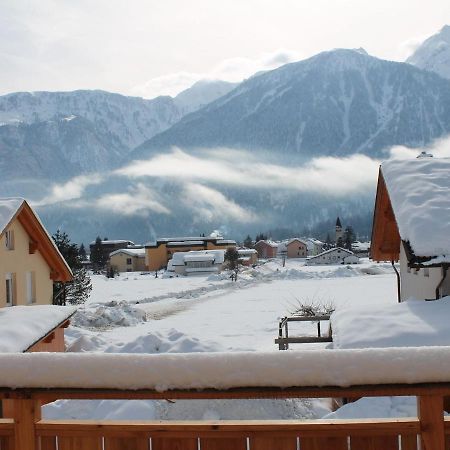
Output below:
[306,239,324,256]
[167,250,225,276]
[399,245,450,301]
[306,247,355,265]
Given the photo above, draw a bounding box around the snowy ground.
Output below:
[45,258,399,420]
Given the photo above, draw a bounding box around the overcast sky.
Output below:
[1,0,449,98]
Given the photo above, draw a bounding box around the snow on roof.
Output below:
[0,305,75,353]
[184,254,215,262]
[381,157,450,257]
[5,346,450,389]
[255,240,278,248]
[109,248,145,257]
[352,241,371,251]
[215,239,236,244]
[0,198,24,235]
[238,248,257,255]
[307,247,353,260]
[332,296,450,349]
[89,239,134,246]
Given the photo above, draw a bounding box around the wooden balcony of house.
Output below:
[1,348,450,449]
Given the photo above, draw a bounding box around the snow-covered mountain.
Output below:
[174,80,238,115]
[407,25,450,80]
[133,49,450,160]
[0,83,237,180]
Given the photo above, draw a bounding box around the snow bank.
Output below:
[382,158,450,257]
[68,328,222,353]
[323,396,416,419]
[0,305,75,352]
[73,301,146,328]
[332,296,450,349]
[3,347,450,390]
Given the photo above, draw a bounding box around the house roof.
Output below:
[307,247,353,260]
[89,239,134,246]
[109,248,145,258]
[0,198,73,282]
[0,305,75,353]
[255,240,278,248]
[371,158,450,262]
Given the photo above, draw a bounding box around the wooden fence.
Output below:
[0,383,450,450]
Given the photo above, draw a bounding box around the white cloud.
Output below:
[131,49,302,98]
[388,137,450,159]
[117,147,379,195]
[95,184,170,216]
[182,183,256,223]
[33,174,103,206]
[398,33,433,60]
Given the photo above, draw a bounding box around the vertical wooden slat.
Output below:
[39,436,57,450]
[151,438,198,450]
[418,395,445,450]
[0,437,14,450]
[200,437,247,450]
[104,437,149,450]
[300,436,348,450]
[13,399,40,450]
[58,436,103,450]
[251,436,297,450]
[401,434,418,450]
[350,435,398,450]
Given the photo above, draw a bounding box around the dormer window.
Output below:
[5,229,14,250]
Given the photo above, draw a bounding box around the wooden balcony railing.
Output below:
[1,349,450,449]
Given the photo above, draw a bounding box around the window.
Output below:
[5,273,14,306]
[126,258,132,265]
[424,268,430,278]
[26,271,36,304]
[5,229,14,250]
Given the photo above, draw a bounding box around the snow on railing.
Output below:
[1,346,450,391]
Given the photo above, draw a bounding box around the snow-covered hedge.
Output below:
[2,347,450,391]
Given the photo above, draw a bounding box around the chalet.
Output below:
[254,240,278,259]
[278,238,308,258]
[167,250,225,276]
[306,238,324,256]
[306,247,358,265]
[371,157,450,301]
[0,198,72,307]
[109,248,146,273]
[145,236,236,271]
[237,248,258,266]
[89,239,135,264]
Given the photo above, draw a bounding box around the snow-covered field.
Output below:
[45,258,399,420]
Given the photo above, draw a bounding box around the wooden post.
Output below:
[418,395,444,450]
[13,399,40,450]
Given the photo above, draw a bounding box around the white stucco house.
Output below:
[306,247,358,265]
[167,250,225,276]
[371,157,450,302]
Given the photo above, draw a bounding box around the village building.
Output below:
[306,247,358,265]
[109,248,146,273]
[306,238,324,256]
[167,250,225,276]
[278,238,308,258]
[89,239,135,264]
[0,198,72,307]
[145,236,236,271]
[371,157,450,301]
[237,248,258,266]
[254,240,278,259]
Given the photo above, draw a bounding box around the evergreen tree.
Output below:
[224,247,239,271]
[324,233,332,250]
[255,233,268,242]
[243,235,253,248]
[52,230,92,305]
[79,243,87,260]
[343,226,356,251]
[90,236,108,271]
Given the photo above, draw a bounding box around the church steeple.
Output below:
[335,216,343,243]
